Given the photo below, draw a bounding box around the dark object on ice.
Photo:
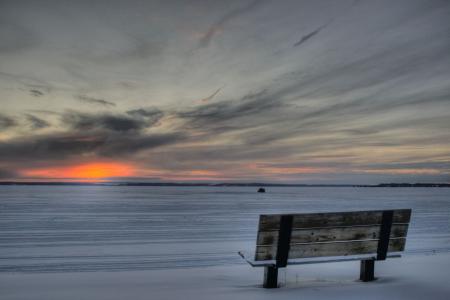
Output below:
[257,187,265,193]
[238,208,412,288]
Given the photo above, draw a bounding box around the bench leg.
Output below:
[263,266,278,288]
[360,259,375,282]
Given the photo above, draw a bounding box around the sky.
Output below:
[0,0,449,184]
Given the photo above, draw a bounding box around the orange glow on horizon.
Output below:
[18,162,442,182]
[22,162,136,180]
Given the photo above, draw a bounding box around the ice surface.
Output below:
[1,186,449,272]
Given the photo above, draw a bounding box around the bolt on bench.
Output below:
[239,209,412,288]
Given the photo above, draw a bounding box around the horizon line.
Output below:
[0,181,449,187]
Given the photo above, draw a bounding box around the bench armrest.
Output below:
[238,251,275,267]
[238,252,402,268]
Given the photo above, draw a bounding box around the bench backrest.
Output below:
[255,209,411,266]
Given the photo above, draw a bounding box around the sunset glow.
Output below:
[22,162,136,180]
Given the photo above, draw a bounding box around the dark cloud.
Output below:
[29,89,44,97]
[63,113,144,132]
[0,114,17,131]
[97,132,184,157]
[0,131,184,163]
[293,22,330,47]
[63,109,163,132]
[0,132,104,160]
[26,84,51,94]
[0,72,53,94]
[198,0,265,48]
[126,108,163,120]
[25,114,50,129]
[199,87,223,103]
[0,108,173,166]
[175,65,450,149]
[177,89,280,130]
[76,95,116,107]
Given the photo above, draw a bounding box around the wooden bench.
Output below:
[239,209,412,288]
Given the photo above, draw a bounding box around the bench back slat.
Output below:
[257,224,409,246]
[254,209,411,261]
[255,238,406,261]
[258,209,411,231]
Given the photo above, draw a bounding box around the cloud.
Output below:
[0,131,185,164]
[29,89,44,97]
[360,161,450,173]
[126,108,163,121]
[199,87,223,103]
[0,108,174,168]
[25,114,50,129]
[177,89,279,130]
[0,132,104,161]
[0,114,17,131]
[198,0,265,48]
[293,22,330,47]
[76,95,116,107]
[26,109,60,115]
[26,84,51,93]
[0,72,53,94]
[174,57,450,151]
[63,113,142,132]
[62,109,164,132]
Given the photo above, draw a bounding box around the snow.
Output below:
[1,253,449,299]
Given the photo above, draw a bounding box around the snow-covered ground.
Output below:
[1,186,449,298]
[1,252,449,299]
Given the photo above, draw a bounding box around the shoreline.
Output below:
[1,182,449,187]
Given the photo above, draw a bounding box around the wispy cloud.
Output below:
[126,108,163,120]
[0,114,17,131]
[293,22,330,47]
[76,95,116,107]
[199,87,223,103]
[25,114,50,129]
[198,0,265,48]
[62,109,163,132]
[29,89,44,97]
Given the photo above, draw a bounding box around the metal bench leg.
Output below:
[263,266,278,288]
[360,259,375,282]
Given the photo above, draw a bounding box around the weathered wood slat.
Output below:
[258,209,411,231]
[257,224,409,246]
[255,238,406,261]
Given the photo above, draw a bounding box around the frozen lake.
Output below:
[1,186,449,273]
